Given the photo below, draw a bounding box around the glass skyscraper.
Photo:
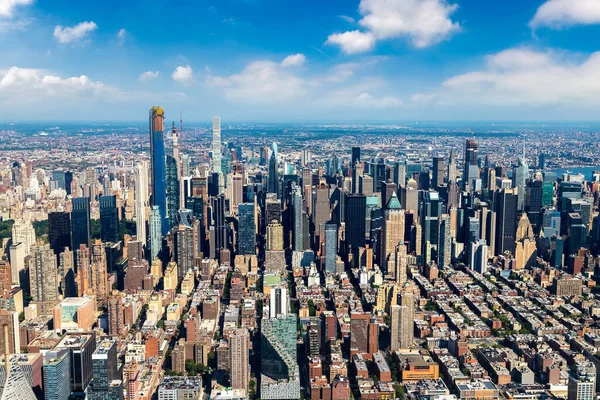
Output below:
[237,203,255,255]
[150,106,168,235]
[71,197,90,251]
[43,349,71,400]
[99,195,119,243]
[166,154,180,229]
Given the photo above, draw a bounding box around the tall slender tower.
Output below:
[150,106,168,235]
[230,329,250,393]
[464,137,479,191]
[135,162,148,246]
[212,117,224,194]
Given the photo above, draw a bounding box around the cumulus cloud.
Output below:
[435,47,600,107]
[354,92,402,107]
[54,21,98,44]
[327,0,459,53]
[0,66,117,101]
[530,0,600,29]
[172,65,194,85]
[138,71,159,82]
[326,30,376,54]
[281,53,306,67]
[0,0,33,18]
[117,28,127,44]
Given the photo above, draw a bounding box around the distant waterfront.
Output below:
[549,166,600,180]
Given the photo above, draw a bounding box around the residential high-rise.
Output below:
[0,354,37,400]
[90,240,109,304]
[324,222,338,274]
[88,340,123,400]
[175,224,194,279]
[166,155,180,229]
[135,161,149,246]
[30,243,59,315]
[292,185,304,251]
[11,219,35,256]
[268,142,279,197]
[71,197,91,253]
[237,203,255,255]
[230,328,250,393]
[469,240,489,273]
[420,191,443,259]
[149,206,162,261]
[390,291,414,350]
[43,349,72,400]
[48,211,71,257]
[100,195,119,243]
[448,149,458,184]
[437,214,452,268]
[464,138,479,191]
[212,117,224,195]
[150,106,168,236]
[513,157,528,212]
[261,314,299,400]
[568,363,596,400]
[9,243,24,285]
[0,310,20,357]
[269,287,289,319]
[344,193,366,252]
[266,221,284,251]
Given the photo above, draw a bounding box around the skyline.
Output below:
[3,0,600,121]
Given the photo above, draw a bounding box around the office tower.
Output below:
[292,185,304,251]
[313,182,331,236]
[30,243,59,315]
[99,195,119,243]
[541,208,561,238]
[237,203,255,255]
[210,194,227,257]
[212,117,224,195]
[568,363,596,400]
[9,243,24,285]
[43,349,71,400]
[88,340,123,400]
[268,142,279,197]
[358,174,372,196]
[400,182,419,215]
[0,356,36,400]
[227,172,243,213]
[135,162,148,246]
[48,211,71,257]
[108,295,124,336]
[420,191,443,259]
[166,155,180,229]
[526,179,544,221]
[149,206,162,261]
[538,153,546,170]
[392,243,408,285]
[175,225,194,279]
[381,180,397,210]
[494,188,518,256]
[76,245,91,296]
[432,156,445,189]
[352,146,361,167]
[324,222,338,274]
[464,138,479,191]
[11,219,35,256]
[327,154,338,176]
[469,240,488,273]
[513,157,528,211]
[381,192,404,274]
[0,310,20,356]
[373,159,386,193]
[230,328,250,393]
[150,106,168,236]
[59,249,76,297]
[260,314,299,400]
[71,197,91,252]
[266,221,284,251]
[448,149,458,184]
[65,171,73,195]
[438,214,452,268]
[344,193,366,252]
[390,291,414,350]
[90,240,109,303]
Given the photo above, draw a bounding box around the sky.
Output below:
[2,0,600,122]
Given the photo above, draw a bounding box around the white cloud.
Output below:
[354,92,402,107]
[0,16,31,32]
[172,65,194,85]
[327,0,459,53]
[281,53,306,67]
[117,28,127,44]
[338,15,356,23]
[436,47,600,107]
[53,21,98,44]
[138,71,159,82]
[530,0,600,29]
[0,0,33,18]
[0,66,117,100]
[326,30,376,54]
[206,59,306,102]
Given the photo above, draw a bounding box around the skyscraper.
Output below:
[149,206,162,261]
[237,203,256,255]
[135,161,149,247]
[43,349,72,400]
[351,146,361,167]
[292,185,304,251]
[166,155,180,229]
[0,355,37,400]
[99,195,119,243]
[88,339,123,400]
[420,191,443,259]
[212,117,224,195]
[324,222,338,274]
[268,142,279,197]
[390,291,414,350]
[175,225,194,279]
[513,157,528,212]
[494,188,518,256]
[381,192,404,274]
[71,197,91,253]
[150,106,168,235]
[230,328,250,393]
[11,219,35,256]
[48,211,71,257]
[90,240,109,304]
[30,243,59,315]
[261,314,299,399]
[344,193,366,252]
[432,156,445,189]
[464,138,479,191]
[54,333,97,394]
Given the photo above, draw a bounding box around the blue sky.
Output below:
[2,0,600,121]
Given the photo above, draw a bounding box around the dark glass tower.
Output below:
[494,188,518,256]
[149,106,168,235]
[71,197,91,251]
[49,211,71,256]
[351,146,361,167]
[268,142,279,197]
[166,154,180,229]
[99,195,119,243]
[237,203,256,255]
[65,171,73,195]
[432,156,445,189]
[344,193,366,251]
